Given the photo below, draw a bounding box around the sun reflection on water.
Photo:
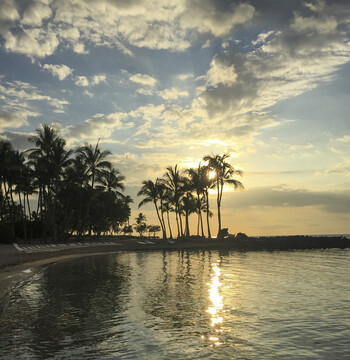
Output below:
[203,260,224,345]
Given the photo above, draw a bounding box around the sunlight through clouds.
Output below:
[1,0,350,234]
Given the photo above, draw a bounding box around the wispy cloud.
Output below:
[130,73,157,87]
[43,64,74,80]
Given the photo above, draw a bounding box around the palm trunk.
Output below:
[216,180,221,236]
[200,210,204,237]
[159,199,167,239]
[27,193,33,241]
[20,192,27,241]
[166,210,173,239]
[3,181,15,237]
[175,210,180,237]
[154,200,166,239]
[9,185,17,237]
[205,189,211,239]
[185,211,190,236]
[177,204,184,237]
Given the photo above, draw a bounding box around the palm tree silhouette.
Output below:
[96,165,125,197]
[203,153,244,236]
[160,197,174,239]
[76,140,111,188]
[162,165,184,237]
[138,179,167,239]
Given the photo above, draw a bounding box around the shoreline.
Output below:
[1,235,349,301]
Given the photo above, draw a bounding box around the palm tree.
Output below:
[97,165,125,197]
[162,165,184,237]
[0,141,16,237]
[203,154,244,236]
[138,179,167,239]
[134,212,147,237]
[27,125,73,241]
[181,188,197,236]
[64,155,90,188]
[160,198,174,239]
[76,140,111,188]
[186,164,207,237]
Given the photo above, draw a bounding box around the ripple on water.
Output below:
[0,249,349,359]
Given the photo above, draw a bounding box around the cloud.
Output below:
[60,112,132,144]
[336,135,350,143]
[22,0,52,26]
[43,64,74,80]
[186,5,350,141]
[74,74,107,87]
[0,78,69,116]
[74,76,89,87]
[4,28,59,58]
[130,73,157,87]
[0,0,257,58]
[159,87,189,100]
[206,58,238,86]
[0,111,29,130]
[228,185,350,214]
[176,73,193,81]
[136,88,154,96]
[0,130,33,151]
[0,0,19,33]
[180,1,255,37]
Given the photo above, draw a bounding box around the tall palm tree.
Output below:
[97,165,125,197]
[27,125,72,241]
[27,124,60,221]
[0,141,16,237]
[181,188,197,236]
[186,164,207,237]
[162,165,184,237]
[201,165,216,239]
[160,197,174,239]
[76,140,111,188]
[203,153,244,236]
[138,179,167,239]
[64,155,90,188]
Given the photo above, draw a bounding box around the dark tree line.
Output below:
[138,154,244,239]
[0,125,131,243]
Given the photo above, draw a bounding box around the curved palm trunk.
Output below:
[153,200,165,239]
[177,204,184,237]
[159,199,167,239]
[166,210,173,239]
[205,189,211,239]
[200,211,204,237]
[216,179,221,237]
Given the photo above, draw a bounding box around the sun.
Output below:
[209,171,216,179]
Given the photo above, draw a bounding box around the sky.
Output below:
[0,0,350,236]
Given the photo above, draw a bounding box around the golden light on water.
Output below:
[201,261,224,346]
[207,262,223,328]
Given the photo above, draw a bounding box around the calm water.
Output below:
[0,249,349,359]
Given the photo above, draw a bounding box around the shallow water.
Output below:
[0,249,349,359]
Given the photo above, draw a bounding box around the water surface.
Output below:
[0,249,349,359]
